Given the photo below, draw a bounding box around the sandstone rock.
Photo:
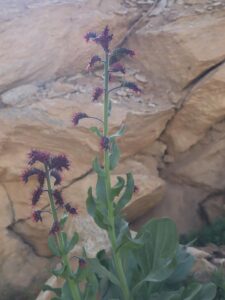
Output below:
[164,65,225,153]
[0,0,138,93]
[1,84,39,107]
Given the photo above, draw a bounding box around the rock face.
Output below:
[0,0,225,298]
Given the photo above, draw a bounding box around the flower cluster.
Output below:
[72,112,89,126]
[85,25,113,53]
[100,136,110,151]
[92,87,104,102]
[22,150,77,224]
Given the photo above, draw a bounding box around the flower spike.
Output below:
[92,87,104,102]
[72,112,89,126]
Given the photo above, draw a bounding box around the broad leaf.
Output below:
[89,258,120,287]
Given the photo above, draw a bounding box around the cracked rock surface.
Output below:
[0,0,225,299]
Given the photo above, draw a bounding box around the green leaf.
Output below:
[59,213,69,229]
[86,187,96,218]
[61,281,73,300]
[90,126,102,137]
[66,232,79,253]
[132,218,178,295]
[61,232,68,248]
[48,236,61,257]
[168,245,194,283]
[42,284,61,296]
[111,176,125,199]
[183,283,202,300]
[110,124,126,139]
[92,157,105,176]
[109,140,120,170]
[89,258,120,287]
[94,209,111,230]
[193,283,216,300]
[116,173,134,213]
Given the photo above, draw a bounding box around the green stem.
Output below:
[45,165,82,300]
[103,52,131,300]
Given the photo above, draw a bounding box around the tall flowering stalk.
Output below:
[22,151,81,300]
[22,25,217,300]
[76,25,141,300]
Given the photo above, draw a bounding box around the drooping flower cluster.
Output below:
[22,150,77,223]
[85,26,113,53]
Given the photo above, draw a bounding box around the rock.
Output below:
[1,84,39,107]
[47,81,76,98]
[0,0,138,93]
[164,65,225,154]
[134,73,148,83]
[123,174,165,222]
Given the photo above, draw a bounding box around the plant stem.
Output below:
[103,52,130,300]
[45,165,82,300]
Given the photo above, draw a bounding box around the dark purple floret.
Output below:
[50,154,70,171]
[122,81,142,94]
[32,210,43,222]
[87,55,101,70]
[109,47,135,65]
[133,185,139,193]
[28,150,50,166]
[100,136,110,151]
[22,168,44,184]
[84,31,97,42]
[65,203,78,215]
[37,170,46,187]
[92,87,104,102]
[50,170,62,186]
[53,190,64,207]
[72,112,89,126]
[110,63,125,74]
[94,25,113,52]
[79,258,87,269]
[32,187,43,206]
[49,220,60,235]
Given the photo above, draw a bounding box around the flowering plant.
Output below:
[23,26,216,300]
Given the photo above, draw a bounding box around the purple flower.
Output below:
[133,185,139,193]
[53,190,64,207]
[109,47,135,65]
[49,221,60,235]
[79,258,87,269]
[100,136,110,151]
[22,168,45,185]
[94,25,113,52]
[28,150,50,166]
[50,170,62,186]
[110,63,125,74]
[84,31,97,42]
[65,203,78,215]
[122,81,142,94]
[87,55,101,70]
[50,154,70,171]
[32,187,43,206]
[32,210,43,222]
[72,112,89,126]
[92,87,103,102]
